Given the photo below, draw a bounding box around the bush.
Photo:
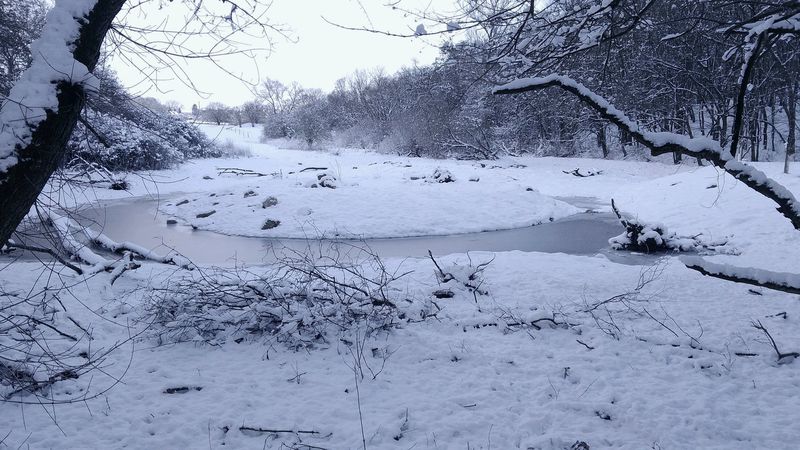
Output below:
[63,70,220,172]
[144,242,433,349]
[217,139,253,158]
[66,108,220,172]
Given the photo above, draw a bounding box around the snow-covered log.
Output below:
[493,75,800,230]
[681,256,800,295]
[0,0,126,247]
[44,208,115,273]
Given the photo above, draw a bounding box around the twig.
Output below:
[217,167,270,177]
[427,250,454,283]
[238,426,321,435]
[5,242,83,275]
[752,320,799,362]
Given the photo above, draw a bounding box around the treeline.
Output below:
[209,0,797,163]
[1,0,219,172]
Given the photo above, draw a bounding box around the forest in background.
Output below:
[2,0,798,166]
[191,1,798,164]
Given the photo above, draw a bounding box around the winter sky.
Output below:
[111,0,458,108]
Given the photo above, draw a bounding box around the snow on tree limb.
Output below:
[0,0,99,173]
[738,10,800,36]
[681,256,800,296]
[43,208,193,275]
[0,0,126,248]
[493,74,800,230]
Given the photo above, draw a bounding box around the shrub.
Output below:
[66,109,220,171]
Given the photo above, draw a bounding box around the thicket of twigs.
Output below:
[144,242,433,349]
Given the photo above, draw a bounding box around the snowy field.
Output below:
[2,124,800,449]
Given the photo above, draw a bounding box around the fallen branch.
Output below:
[109,252,141,285]
[5,241,84,275]
[463,316,567,332]
[298,166,328,172]
[610,199,732,253]
[217,167,271,177]
[5,366,80,400]
[752,320,799,362]
[682,256,800,295]
[239,426,322,435]
[34,208,192,278]
[563,168,602,177]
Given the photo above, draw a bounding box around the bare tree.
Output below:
[257,77,302,115]
[241,100,264,126]
[201,102,231,125]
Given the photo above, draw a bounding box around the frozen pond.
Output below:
[55,197,642,265]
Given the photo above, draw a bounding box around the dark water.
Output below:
[50,198,637,265]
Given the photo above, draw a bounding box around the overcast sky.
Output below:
[110,0,457,108]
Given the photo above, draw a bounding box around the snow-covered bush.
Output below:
[66,110,218,171]
[316,172,338,189]
[331,124,383,150]
[609,220,693,253]
[609,201,734,254]
[61,70,219,172]
[217,139,253,158]
[429,168,455,183]
[261,90,332,148]
[66,102,218,172]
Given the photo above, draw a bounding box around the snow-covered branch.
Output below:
[681,256,800,295]
[42,208,192,275]
[493,74,800,230]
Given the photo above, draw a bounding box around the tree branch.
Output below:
[681,256,800,295]
[494,75,800,230]
[4,242,84,275]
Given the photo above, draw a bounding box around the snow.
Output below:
[58,124,585,239]
[0,0,98,173]
[3,124,800,449]
[3,252,799,448]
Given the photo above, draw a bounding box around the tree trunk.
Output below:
[770,95,777,153]
[719,106,729,148]
[785,84,797,174]
[597,123,609,158]
[761,105,768,157]
[750,114,758,162]
[685,110,702,166]
[0,0,126,247]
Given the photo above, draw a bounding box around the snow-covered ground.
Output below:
[2,124,799,449]
[54,124,684,238]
